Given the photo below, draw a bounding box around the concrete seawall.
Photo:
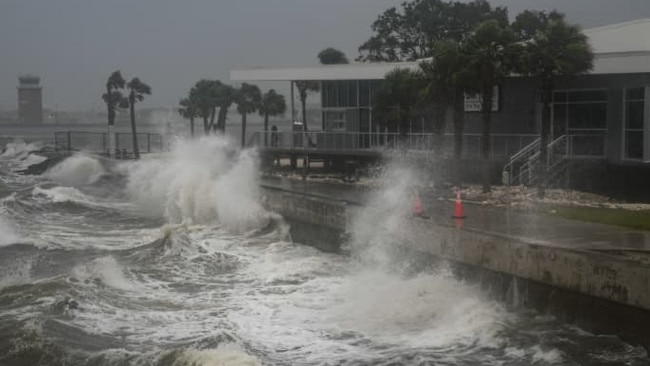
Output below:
[262,184,650,349]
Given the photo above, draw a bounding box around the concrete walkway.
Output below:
[262,177,650,256]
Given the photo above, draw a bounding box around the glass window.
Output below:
[627,87,645,101]
[553,91,567,103]
[359,81,370,107]
[324,110,346,131]
[626,100,644,129]
[325,81,337,108]
[567,103,606,130]
[626,131,644,159]
[338,81,348,107]
[348,81,358,107]
[568,90,608,102]
[624,87,645,160]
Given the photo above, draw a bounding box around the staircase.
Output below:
[503,135,569,186]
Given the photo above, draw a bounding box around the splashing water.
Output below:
[45,154,107,186]
[124,136,271,232]
[348,159,421,268]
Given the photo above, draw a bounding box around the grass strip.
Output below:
[550,206,650,231]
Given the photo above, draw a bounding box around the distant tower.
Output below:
[17,75,43,124]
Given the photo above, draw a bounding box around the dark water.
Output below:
[0,139,648,365]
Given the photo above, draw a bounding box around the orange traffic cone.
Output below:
[452,189,466,219]
[413,192,424,217]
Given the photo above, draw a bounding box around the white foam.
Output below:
[1,141,41,158]
[73,256,143,292]
[32,185,95,205]
[168,345,261,366]
[0,255,32,289]
[124,136,270,232]
[45,154,106,186]
[531,346,564,364]
[0,214,21,246]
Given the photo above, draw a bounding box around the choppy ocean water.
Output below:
[0,137,647,365]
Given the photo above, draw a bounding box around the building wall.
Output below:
[462,73,650,164]
[462,77,539,135]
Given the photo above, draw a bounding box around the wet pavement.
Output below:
[262,177,650,254]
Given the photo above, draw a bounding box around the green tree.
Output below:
[373,68,423,136]
[463,20,518,192]
[514,11,593,197]
[102,71,128,157]
[357,0,507,62]
[126,77,152,159]
[420,40,473,182]
[235,83,262,147]
[294,81,320,134]
[318,47,349,64]
[214,83,236,134]
[178,94,201,138]
[259,89,286,146]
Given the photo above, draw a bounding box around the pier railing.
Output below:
[54,131,164,157]
[248,131,538,159]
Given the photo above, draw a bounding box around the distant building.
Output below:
[17,75,43,124]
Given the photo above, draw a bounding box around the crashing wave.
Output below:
[123,137,271,233]
[44,154,107,186]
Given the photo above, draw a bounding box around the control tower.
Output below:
[17,75,43,124]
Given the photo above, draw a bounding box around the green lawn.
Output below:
[550,206,650,231]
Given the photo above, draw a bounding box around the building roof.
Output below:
[230,61,420,82]
[231,18,650,82]
[585,18,650,54]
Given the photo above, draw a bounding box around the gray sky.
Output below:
[1,0,650,111]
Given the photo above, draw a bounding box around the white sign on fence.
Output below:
[464,86,499,112]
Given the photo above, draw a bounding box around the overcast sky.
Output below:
[1,0,650,111]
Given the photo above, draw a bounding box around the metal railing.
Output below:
[503,133,606,186]
[248,131,538,159]
[54,131,164,157]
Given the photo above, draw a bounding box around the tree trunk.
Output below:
[537,79,553,198]
[300,95,315,146]
[216,107,228,133]
[190,116,195,138]
[207,108,217,133]
[453,89,465,185]
[301,96,309,131]
[130,101,140,160]
[106,85,115,158]
[241,112,247,148]
[480,85,493,193]
[264,112,269,146]
[203,115,209,135]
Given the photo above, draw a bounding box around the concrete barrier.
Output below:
[262,184,650,350]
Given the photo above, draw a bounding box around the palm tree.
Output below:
[214,83,236,134]
[420,40,472,184]
[259,89,286,146]
[464,20,518,192]
[178,95,200,138]
[294,81,320,131]
[192,79,218,134]
[235,83,262,147]
[126,77,152,159]
[514,11,593,197]
[102,71,126,157]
